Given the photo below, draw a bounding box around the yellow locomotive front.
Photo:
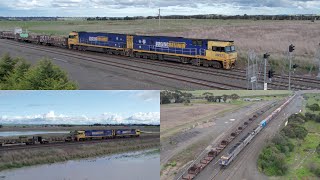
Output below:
[205,41,237,69]
[68,31,79,49]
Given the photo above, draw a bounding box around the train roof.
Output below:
[74,31,234,42]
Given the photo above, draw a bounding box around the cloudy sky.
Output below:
[0,91,160,125]
[0,0,319,17]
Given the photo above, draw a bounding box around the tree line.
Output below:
[86,14,319,21]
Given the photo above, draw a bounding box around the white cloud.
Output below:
[134,91,160,102]
[0,111,160,125]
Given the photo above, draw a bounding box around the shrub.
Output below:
[308,103,320,112]
[0,54,77,90]
[282,124,308,139]
[258,144,288,176]
[308,163,320,177]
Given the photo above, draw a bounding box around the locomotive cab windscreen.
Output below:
[206,41,237,69]
[219,155,230,166]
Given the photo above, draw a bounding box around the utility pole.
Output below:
[158,8,161,30]
[288,44,295,91]
[263,53,270,90]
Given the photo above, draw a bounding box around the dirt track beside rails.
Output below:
[160,100,279,180]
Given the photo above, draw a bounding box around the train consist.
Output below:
[0,30,237,69]
[66,129,141,141]
[0,31,68,47]
[219,94,296,167]
[181,95,295,180]
[0,129,140,147]
[182,112,263,179]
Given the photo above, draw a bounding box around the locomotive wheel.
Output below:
[212,61,222,69]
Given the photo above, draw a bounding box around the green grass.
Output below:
[283,131,320,179]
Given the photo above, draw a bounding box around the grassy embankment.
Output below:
[258,93,320,179]
[0,19,318,74]
[0,135,159,171]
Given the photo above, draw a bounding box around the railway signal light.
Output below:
[263,53,270,59]
[268,69,275,79]
[289,44,295,52]
[292,64,298,69]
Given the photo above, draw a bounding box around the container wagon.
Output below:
[68,31,237,69]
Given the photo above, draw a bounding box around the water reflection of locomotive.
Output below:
[66,129,141,141]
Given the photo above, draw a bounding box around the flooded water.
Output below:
[0,131,70,137]
[0,149,160,180]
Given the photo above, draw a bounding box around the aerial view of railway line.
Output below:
[0,1,320,90]
[0,90,160,180]
[160,90,320,180]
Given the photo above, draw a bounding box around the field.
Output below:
[160,103,235,140]
[0,19,319,71]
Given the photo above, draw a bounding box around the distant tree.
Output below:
[308,103,320,112]
[0,125,2,128]
[222,94,229,102]
[317,143,320,156]
[230,94,240,100]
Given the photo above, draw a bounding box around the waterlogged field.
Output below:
[0,149,160,180]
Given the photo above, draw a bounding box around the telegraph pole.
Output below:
[158,8,161,30]
[263,53,270,90]
[288,44,295,91]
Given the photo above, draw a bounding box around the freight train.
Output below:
[219,94,296,167]
[66,129,141,141]
[0,30,237,69]
[0,129,140,146]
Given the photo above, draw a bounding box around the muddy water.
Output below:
[0,131,70,137]
[0,149,160,180]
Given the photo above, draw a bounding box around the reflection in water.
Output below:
[0,149,160,180]
[0,131,70,137]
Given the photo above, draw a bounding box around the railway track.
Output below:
[2,40,246,90]
[0,134,159,152]
[3,39,319,90]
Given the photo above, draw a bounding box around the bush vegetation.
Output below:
[204,93,240,102]
[160,90,192,104]
[0,53,77,90]
[258,113,309,176]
